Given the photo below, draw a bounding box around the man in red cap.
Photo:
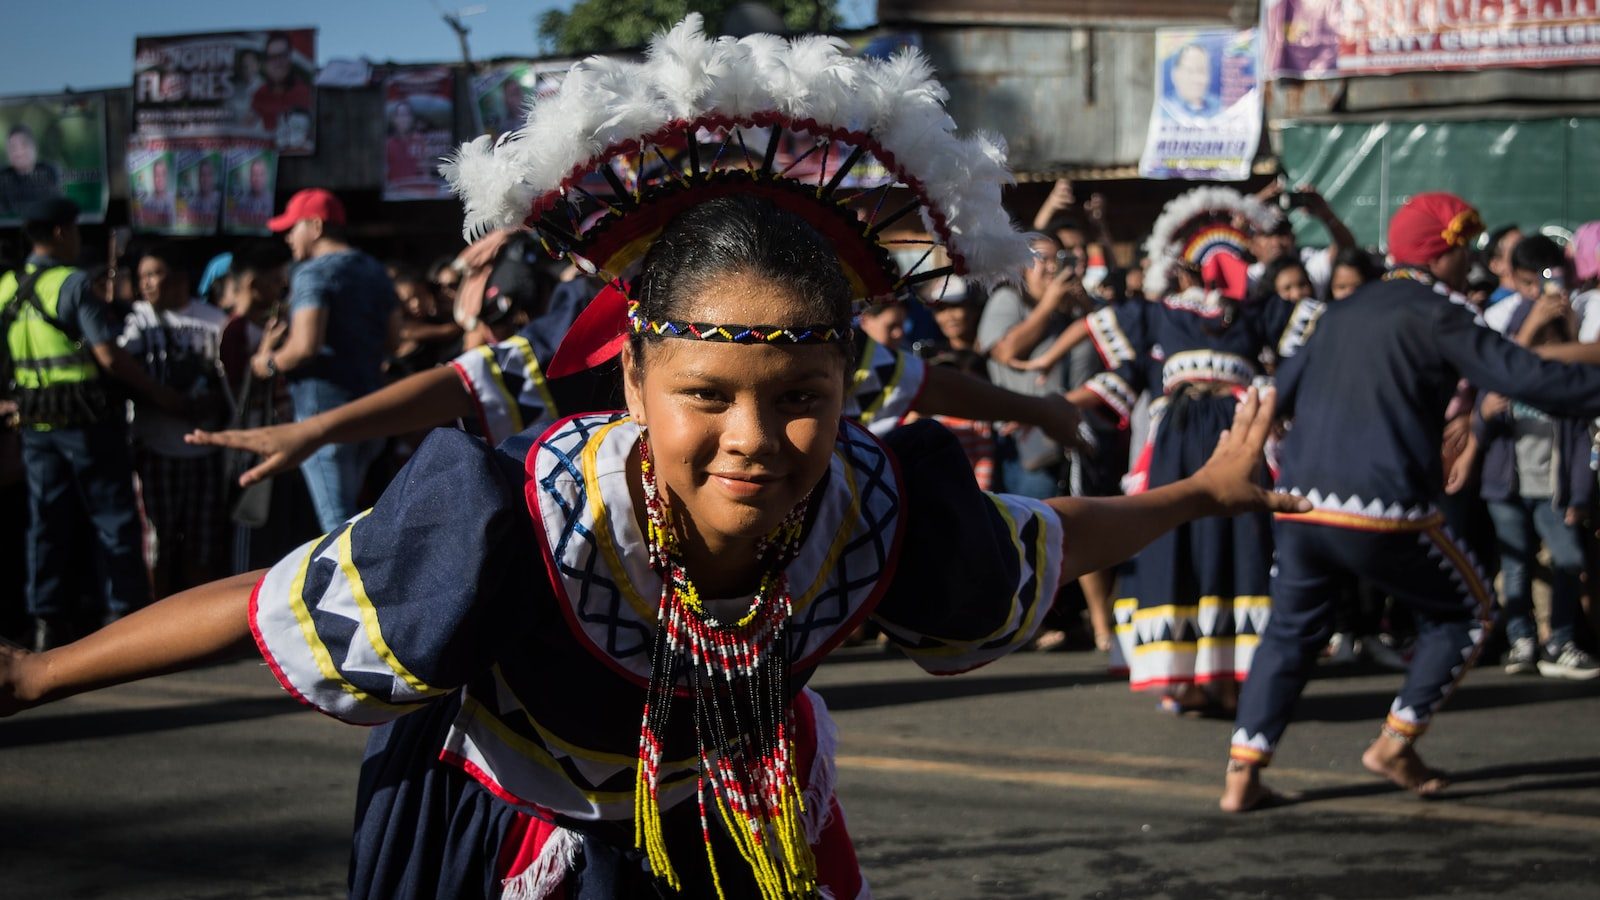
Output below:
[248,188,397,532]
[1221,192,1600,811]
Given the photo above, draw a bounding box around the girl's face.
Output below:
[1329,263,1366,301]
[1274,265,1313,303]
[624,270,847,558]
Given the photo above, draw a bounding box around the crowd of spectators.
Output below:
[3,178,1598,681]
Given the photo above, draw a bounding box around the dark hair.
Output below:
[1331,245,1383,285]
[427,254,459,284]
[861,299,902,318]
[1044,213,1085,238]
[228,240,289,279]
[20,219,61,247]
[7,123,34,142]
[138,242,189,280]
[1486,223,1521,259]
[1249,255,1309,305]
[1510,234,1564,275]
[388,261,426,287]
[630,195,853,363]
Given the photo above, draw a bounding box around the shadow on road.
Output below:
[1292,678,1597,723]
[0,695,304,748]
[1272,755,1600,806]
[816,670,1120,711]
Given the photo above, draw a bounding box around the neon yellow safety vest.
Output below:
[0,263,99,390]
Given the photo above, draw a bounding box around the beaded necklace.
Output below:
[633,432,818,900]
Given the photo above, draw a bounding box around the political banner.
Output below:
[172,145,224,235]
[222,143,278,235]
[1139,28,1262,181]
[0,94,108,225]
[134,29,317,155]
[127,139,178,233]
[1263,0,1600,79]
[383,67,456,201]
[472,62,567,138]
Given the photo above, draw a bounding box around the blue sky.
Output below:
[1,0,876,96]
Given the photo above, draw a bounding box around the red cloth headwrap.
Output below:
[1387,192,1483,267]
[1202,252,1250,302]
[545,280,631,379]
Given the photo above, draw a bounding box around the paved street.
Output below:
[2,647,1597,899]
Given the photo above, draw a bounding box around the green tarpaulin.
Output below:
[1279,117,1600,250]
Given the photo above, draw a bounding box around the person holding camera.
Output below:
[1463,234,1599,680]
[1248,182,1355,299]
[121,244,230,596]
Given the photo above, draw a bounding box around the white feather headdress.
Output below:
[440,14,1030,299]
[1142,186,1281,298]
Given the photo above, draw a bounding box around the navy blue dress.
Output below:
[248,414,1066,899]
[1084,290,1302,692]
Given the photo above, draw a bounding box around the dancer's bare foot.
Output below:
[1362,736,1449,796]
[1218,761,1277,812]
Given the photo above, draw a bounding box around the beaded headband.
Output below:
[627,299,850,344]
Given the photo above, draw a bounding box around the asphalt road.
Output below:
[2,647,1597,899]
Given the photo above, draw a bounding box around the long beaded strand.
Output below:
[633,432,818,900]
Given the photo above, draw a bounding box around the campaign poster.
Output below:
[0,94,108,225]
[1263,0,1600,79]
[127,140,177,233]
[133,29,317,155]
[473,62,567,138]
[1138,28,1262,182]
[172,145,224,235]
[384,67,457,201]
[222,144,278,235]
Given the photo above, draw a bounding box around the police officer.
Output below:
[1,197,189,650]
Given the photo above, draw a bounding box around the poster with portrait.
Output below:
[171,145,224,235]
[127,139,178,233]
[1263,0,1600,79]
[0,94,108,226]
[383,66,457,201]
[222,143,278,235]
[1138,28,1262,181]
[472,61,567,138]
[133,29,317,155]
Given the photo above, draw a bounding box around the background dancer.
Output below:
[1223,193,1600,812]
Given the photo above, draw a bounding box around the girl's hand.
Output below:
[0,638,41,718]
[185,419,320,487]
[1192,388,1310,517]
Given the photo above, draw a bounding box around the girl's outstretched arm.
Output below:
[0,570,263,716]
[1048,388,1308,581]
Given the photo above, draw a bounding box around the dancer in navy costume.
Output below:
[1221,193,1600,811]
[1030,188,1306,714]
[0,19,1306,899]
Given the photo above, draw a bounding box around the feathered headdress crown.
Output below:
[441,14,1030,307]
[1142,186,1280,297]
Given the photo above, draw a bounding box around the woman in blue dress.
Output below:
[1017,188,1311,715]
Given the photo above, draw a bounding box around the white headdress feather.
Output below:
[443,17,1030,288]
[1141,186,1282,297]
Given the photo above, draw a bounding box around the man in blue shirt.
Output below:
[256,189,397,532]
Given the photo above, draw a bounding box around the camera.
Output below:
[1540,267,1566,296]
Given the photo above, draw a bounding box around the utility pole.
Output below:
[438,3,487,73]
